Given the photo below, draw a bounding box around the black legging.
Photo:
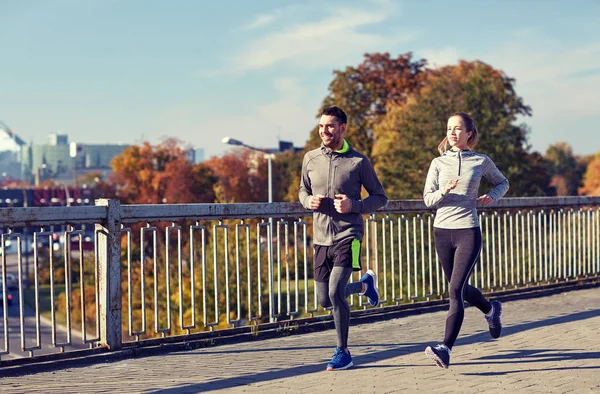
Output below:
[434,227,492,349]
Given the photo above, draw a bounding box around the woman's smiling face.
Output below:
[447,115,472,150]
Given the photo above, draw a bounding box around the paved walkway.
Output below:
[2,287,600,393]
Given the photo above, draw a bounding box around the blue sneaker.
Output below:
[360,269,380,306]
[327,347,353,371]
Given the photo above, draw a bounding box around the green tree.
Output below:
[544,142,589,196]
[275,150,305,202]
[372,60,550,199]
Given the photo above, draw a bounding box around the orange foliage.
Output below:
[204,149,271,203]
[109,138,216,204]
[579,152,600,196]
[307,52,428,156]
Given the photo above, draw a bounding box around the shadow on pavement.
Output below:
[459,348,600,376]
[147,307,600,393]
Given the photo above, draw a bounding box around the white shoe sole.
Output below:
[365,269,379,306]
[327,361,354,371]
[425,347,449,369]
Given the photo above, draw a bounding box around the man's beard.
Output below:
[322,134,341,149]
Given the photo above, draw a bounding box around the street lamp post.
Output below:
[222,136,276,321]
[36,164,47,186]
[267,153,273,203]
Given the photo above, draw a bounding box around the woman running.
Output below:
[423,112,509,369]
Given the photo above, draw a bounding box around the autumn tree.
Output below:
[110,138,216,204]
[372,60,550,199]
[104,139,222,337]
[579,151,600,196]
[0,177,32,189]
[305,52,427,157]
[205,148,286,203]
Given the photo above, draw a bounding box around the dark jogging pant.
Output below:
[434,227,492,349]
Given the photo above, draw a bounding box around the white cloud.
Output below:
[235,13,389,71]
[220,1,410,74]
[239,11,280,31]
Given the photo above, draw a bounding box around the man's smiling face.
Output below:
[319,114,346,150]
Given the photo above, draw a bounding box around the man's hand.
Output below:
[477,194,493,206]
[334,194,352,214]
[309,194,325,210]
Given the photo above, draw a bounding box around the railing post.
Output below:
[95,198,122,350]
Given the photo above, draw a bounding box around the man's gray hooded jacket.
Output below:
[299,141,388,246]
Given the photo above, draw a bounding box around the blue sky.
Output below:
[1,0,599,160]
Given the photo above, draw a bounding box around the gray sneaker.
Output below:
[486,300,502,339]
[425,344,450,369]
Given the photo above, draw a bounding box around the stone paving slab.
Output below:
[1,287,600,393]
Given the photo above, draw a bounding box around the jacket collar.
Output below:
[443,149,474,157]
[321,139,352,155]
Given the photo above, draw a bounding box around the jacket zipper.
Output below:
[327,154,334,241]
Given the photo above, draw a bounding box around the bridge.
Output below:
[1,197,599,392]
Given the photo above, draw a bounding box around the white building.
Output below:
[21,134,130,185]
[0,122,26,181]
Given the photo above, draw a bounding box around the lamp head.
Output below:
[222,137,244,146]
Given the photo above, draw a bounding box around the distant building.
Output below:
[48,132,68,146]
[186,147,205,164]
[2,125,209,185]
[275,140,302,153]
[21,133,130,185]
[81,144,131,168]
[0,122,26,181]
[252,140,302,155]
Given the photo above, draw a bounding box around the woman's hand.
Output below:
[477,194,493,206]
[443,179,459,195]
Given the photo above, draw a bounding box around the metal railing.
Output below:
[0,196,599,360]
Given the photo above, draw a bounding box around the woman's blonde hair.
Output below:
[437,112,479,155]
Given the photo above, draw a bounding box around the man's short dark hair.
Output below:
[321,106,347,125]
